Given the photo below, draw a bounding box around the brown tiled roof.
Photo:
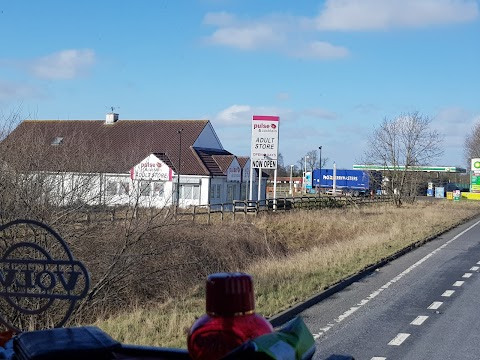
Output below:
[1,119,216,175]
[212,155,234,173]
[237,156,249,168]
[194,148,232,176]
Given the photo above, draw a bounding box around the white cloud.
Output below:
[211,104,341,164]
[213,104,338,125]
[202,12,346,59]
[29,49,96,80]
[290,41,349,59]
[214,104,252,123]
[206,24,283,50]
[316,0,479,31]
[0,81,44,102]
[202,1,478,59]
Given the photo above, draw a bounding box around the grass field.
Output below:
[94,201,480,349]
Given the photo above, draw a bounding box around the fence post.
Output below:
[233,202,236,222]
[221,204,224,221]
[192,205,196,223]
[207,205,211,225]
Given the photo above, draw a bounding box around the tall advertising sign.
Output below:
[249,115,280,202]
[471,158,480,193]
[250,115,280,169]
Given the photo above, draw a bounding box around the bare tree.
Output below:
[297,150,329,173]
[363,111,443,206]
[464,121,480,170]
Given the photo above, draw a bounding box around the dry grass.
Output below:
[94,201,480,349]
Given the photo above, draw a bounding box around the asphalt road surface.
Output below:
[300,216,480,360]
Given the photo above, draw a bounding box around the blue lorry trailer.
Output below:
[312,169,380,196]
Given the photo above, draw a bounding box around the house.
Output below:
[1,113,267,208]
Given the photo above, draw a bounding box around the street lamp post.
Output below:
[289,164,294,195]
[176,129,183,211]
[318,146,322,194]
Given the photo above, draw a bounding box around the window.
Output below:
[106,181,117,196]
[139,181,151,196]
[51,136,63,145]
[119,182,129,195]
[181,184,200,201]
[152,182,164,196]
[192,185,199,199]
[227,184,234,201]
[211,183,221,199]
[183,185,192,199]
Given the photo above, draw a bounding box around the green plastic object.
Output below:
[223,316,316,360]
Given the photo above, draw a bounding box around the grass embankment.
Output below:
[95,201,480,348]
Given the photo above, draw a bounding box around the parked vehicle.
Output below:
[312,169,381,196]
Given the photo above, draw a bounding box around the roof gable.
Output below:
[194,148,233,176]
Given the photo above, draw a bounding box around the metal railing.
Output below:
[184,195,391,224]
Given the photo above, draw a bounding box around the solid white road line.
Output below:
[388,333,410,346]
[310,220,480,340]
[428,301,443,310]
[442,290,455,297]
[411,315,429,325]
[463,273,473,278]
[453,281,464,287]
[470,266,479,271]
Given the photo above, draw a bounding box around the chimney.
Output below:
[106,113,119,124]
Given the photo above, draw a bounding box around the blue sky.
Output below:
[1,0,479,169]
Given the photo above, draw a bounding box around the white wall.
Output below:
[193,122,224,150]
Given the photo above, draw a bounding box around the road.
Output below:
[299,216,480,360]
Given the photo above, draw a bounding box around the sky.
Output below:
[1,0,479,170]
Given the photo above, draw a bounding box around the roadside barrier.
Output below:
[185,195,392,224]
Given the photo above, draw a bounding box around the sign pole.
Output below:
[249,162,254,201]
[273,168,277,210]
[258,168,262,201]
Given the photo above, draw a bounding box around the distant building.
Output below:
[2,113,267,208]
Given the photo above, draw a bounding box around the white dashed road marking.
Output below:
[310,220,480,340]
[411,315,429,325]
[388,333,410,346]
[442,290,455,297]
[428,301,443,310]
[463,273,472,278]
[453,281,464,287]
[371,357,387,360]
[470,266,479,271]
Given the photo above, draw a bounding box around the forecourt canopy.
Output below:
[353,165,467,173]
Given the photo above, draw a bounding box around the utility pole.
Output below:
[304,155,309,194]
[176,129,183,212]
[289,164,294,195]
[318,146,322,194]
